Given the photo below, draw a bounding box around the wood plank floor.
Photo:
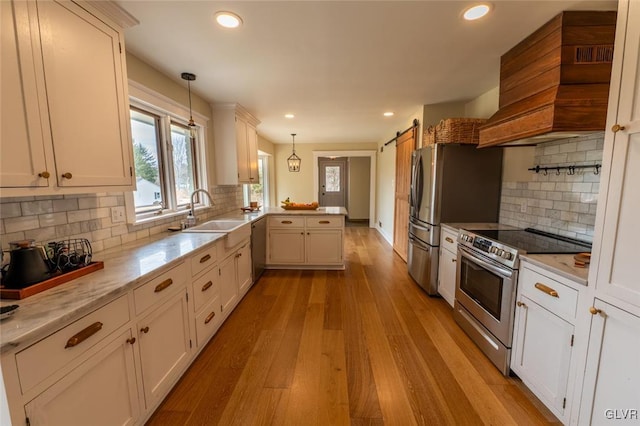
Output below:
[147,227,560,425]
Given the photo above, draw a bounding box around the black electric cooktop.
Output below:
[471,227,592,254]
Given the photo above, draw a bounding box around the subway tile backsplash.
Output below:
[0,187,243,253]
[499,133,604,242]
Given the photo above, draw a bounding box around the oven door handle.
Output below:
[459,246,513,279]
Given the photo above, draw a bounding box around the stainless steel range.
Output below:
[453,227,591,375]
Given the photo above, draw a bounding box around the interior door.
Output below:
[393,128,416,261]
[318,157,347,207]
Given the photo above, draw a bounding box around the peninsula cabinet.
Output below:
[212,104,260,185]
[266,215,345,269]
[0,0,134,196]
[577,0,640,424]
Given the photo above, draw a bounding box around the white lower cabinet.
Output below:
[266,215,345,268]
[24,329,140,426]
[578,300,640,425]
[237,242,252,296]
[219,239,252,317]
[137,290,191,408]
[512,260,582,423]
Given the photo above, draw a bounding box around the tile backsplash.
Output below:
[499,133,604,242]
[0,187,243,253]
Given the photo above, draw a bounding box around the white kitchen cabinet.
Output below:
[218,239,251,316]
[137,290,191,407]
[577,1,640,423]
[437,228,458,307]
[24,329,140,426]
[0,0,134,195]
[0,0,52,189]
[267,215,345,268]
[513,262,583,423]
[578,300,640,425]
[212,104,260,185]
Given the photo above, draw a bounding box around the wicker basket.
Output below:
[424,118,487,145]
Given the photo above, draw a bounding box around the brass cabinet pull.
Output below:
[589,306,602,315]
[534,282,559,298]
[281,220,293,224]
[39,171,50,179]
[319,220,331,224]
[204,311,216,324]
[445,237,454,244]
[199,254,212,264]
[517,301,527,308]
[201,281,213,292]
[611,124,626,133]
[140,326,150,334]
[126,337,136,345]
[65,322,103,348]
[61,172,73,179]
[154,278,173,293]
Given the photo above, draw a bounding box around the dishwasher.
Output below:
[251,216,266,283]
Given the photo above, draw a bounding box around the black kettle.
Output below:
[2,240,51,289]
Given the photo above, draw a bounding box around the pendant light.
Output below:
[287,133,301,172]
[181,72,197,138]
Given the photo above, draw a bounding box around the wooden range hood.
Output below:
[478,11,617,148]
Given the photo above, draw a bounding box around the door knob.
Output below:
[126,337,136,345]
[611,124,626,133]
[589,306,602,315]
[39,171,50,179]
[140,326,150,334]
[516,301,527,308]
[61,172,73,179]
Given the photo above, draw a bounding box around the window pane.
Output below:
[325,166,340,192]
[249,157,264,205]
[171,123,197,206]
[131,109,163,212]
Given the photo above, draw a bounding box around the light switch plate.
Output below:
[111,206,125,223]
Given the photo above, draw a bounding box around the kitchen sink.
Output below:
[183,220,250,247]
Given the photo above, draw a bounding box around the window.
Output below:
[129,103,204,220]
[243,155,269,207]
[325,166,341,192]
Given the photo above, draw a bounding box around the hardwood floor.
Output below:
[147,227,560,425]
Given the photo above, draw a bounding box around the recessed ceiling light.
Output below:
[463,4,491,21]
[383,112,394,117]
[284,113,295,119]
[215,11,243,28]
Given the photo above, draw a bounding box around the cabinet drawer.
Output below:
[519,266,578,321]
[16,294,130,394]
[305,216,344,228]
[133,263,187,315]
[191,245,217,277]
[440,228,458,254]
[195,296,222,347]
[192,266,219,313]
[268,216,304,228]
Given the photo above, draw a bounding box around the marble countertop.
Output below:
[520,254,589,286]
[0,232,224,353]
[0,206,348,352]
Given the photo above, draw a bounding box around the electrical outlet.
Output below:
[520,200,527,213]
[111,206,125,223]
[378,221,382,227]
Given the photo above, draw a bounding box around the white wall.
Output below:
[347,157,371,220]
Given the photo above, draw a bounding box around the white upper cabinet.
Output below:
[0,0,134,195]
[589,0,640,310]
[1,0,52,188]
[212,104,260,185]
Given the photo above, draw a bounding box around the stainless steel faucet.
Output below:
[185,189,215,227]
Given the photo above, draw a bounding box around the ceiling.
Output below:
[116,1,617,145]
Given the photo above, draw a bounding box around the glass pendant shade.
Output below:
[287,133,301,172]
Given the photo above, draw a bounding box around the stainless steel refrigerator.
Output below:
[408,144,503,295]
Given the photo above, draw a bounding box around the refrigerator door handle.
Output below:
[415,153,424,213]
[409,236,431,251]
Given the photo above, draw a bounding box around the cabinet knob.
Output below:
[589,306,602,315]
[516,301,527,308]
[39,171,50,179]
[61,172,73,179]
[140,326,150,334]
[451,258,456,263]
[611,124,626,133]
[126,337,136,345]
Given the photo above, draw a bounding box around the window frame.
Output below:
[243,153,270,208]
[125,82,209,224]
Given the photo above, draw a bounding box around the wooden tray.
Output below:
[281,205,318,210]
[1,261,104,300]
